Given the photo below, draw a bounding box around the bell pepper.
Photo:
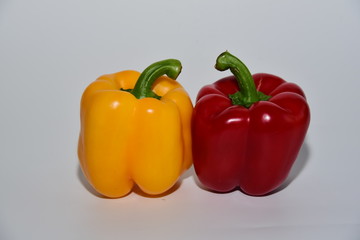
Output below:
[78,59,193,198]
[192,51,310,196]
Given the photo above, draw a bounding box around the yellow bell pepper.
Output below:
[78,59,193,198]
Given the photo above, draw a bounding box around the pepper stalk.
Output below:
[215,51,271,108]
[123,59,182,100]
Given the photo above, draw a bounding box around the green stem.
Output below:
[129,59,182,99]
[215,51,271,108]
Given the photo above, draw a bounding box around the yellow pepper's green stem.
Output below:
[215,51,271,108]
[130,59,182,99]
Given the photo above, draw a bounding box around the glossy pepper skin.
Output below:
[192,52,310,196]
[78,59,192,198]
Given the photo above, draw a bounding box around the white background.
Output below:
[1,0,360,239]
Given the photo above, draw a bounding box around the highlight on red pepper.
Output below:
[192,51,310,196]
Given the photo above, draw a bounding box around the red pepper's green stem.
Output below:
[130,59,182,99]
[215,51,271,108]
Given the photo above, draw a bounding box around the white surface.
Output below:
[1,0,360,239]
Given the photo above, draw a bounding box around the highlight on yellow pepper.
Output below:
[78,59,193,198]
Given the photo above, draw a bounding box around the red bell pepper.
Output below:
[192,51,310,196]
